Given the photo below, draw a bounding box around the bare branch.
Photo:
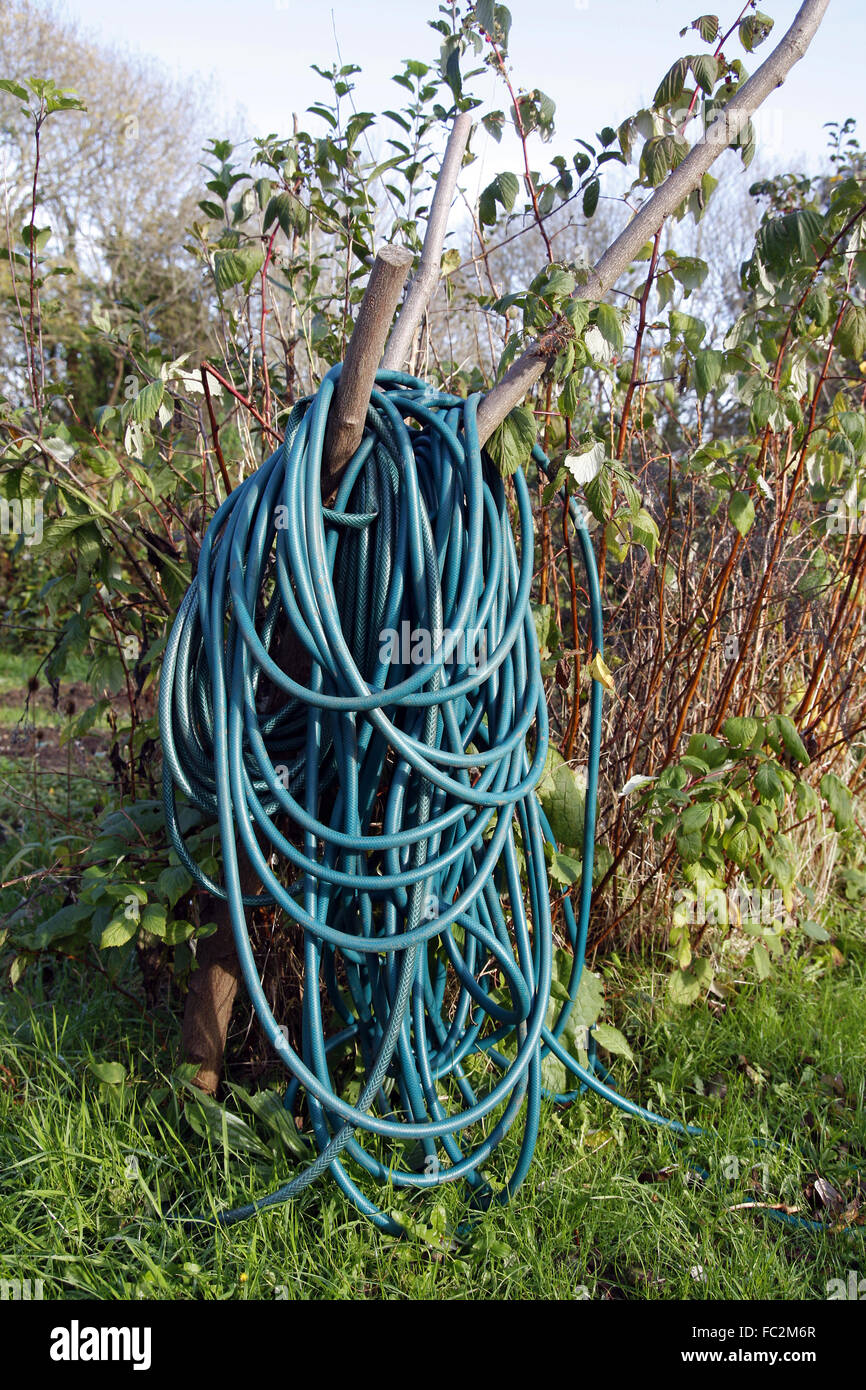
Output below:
[475,0,832,445]
[321,242,413,497]
[382,112,473,372]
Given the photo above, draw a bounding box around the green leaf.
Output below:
[685,732,728,769]
[559,373,580,419]
[16,902,90,951]
[838,411,866,452]
[100,916,138,948]
[613,461,641,515]
[140,903,168,938]
[554,961,604,1030]
[694,15,720,44]
[484,405,537,476]
[591,1024,634,1064]
[694,348,724,397]
[0,79,29,101]
[533,265,575,302]
[739,11,774,52]
[264,191,308,237]
[162,919,195,946]
[479,184,498,227]
[729,490,755,537]
[757,210,824,274]
[548,850,584,886]
[493,170,519,211]
[722,716,762,750]
[837,305,866,361]
[584,458,613,521]
[755,762,784,808]
[595,302,623,351]
[801,919,830,943]
[537,748,586,848]
[723,820,760,866]
[630,507,659,560]
[768,714,810,766]
[183,1087,275,1160]
[131,379,165,424]
[668,958,712,1006]
[440,34,463,101]
[765,845,794,891]
[582,177,600,217]
[820,772,853,831]
[157,866,193,909]
[679,755,709,775]
[751,942,771,980]
[440,247,461,277]
[804,283,831,326]
[642,136,671,186]
[21,223,51,252]
[214,245,265,292]
[228,1085,311,1159]
[564,299,590,335]
[681,801,711,834]
[474,1,497,41]
[482,110,505,142]
[481,171,520,223]
[541,464,568,506]
[90,1061,127,1085]
[669,308,706,351]
[668,256,709,293]
[676,828,704,863]
[654,56,689,107]
[690,53,719,94]
[796,779,820,817]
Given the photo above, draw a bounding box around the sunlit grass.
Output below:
[1,890,863,1300]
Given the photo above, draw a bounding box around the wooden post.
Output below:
[320,244,413,499]
[181,116,473,1094]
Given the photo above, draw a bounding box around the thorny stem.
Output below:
[485,36,554,262]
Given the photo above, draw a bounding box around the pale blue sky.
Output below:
[58,0,864,180]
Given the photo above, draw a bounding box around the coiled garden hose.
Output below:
[159,365,850,1237]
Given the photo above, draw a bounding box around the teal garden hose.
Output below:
[159,365,847,1236]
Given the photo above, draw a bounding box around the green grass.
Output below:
[1,898,864,1300]
[0,649,90,696]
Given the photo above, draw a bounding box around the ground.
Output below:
[0,899,863,1299]
[0,656,863,1299]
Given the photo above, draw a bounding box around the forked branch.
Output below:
[475,0,832,445]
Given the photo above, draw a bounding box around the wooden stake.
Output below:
[321,243,413,498]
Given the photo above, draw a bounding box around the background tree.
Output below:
[0,0,215,422]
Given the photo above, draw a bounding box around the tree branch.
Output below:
[382,112,473,372]
[475,0,832,446]
[321,243,413,498]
